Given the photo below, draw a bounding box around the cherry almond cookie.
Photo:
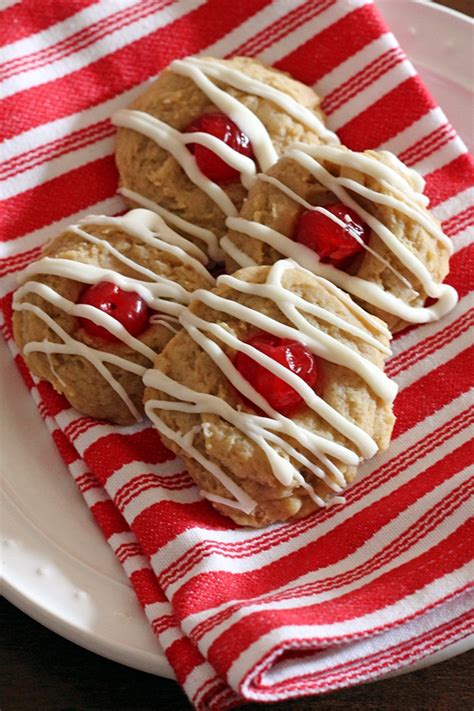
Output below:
[13,209,214,425]
[223,145,458,332]
[143,261,396,527]
[113,55,337,262]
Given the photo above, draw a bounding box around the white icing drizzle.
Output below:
[224,146,458,324]
[113,109,239,219]
[119,187,224,262]
[13,209,214,421]
[220,233,258,268]
[112,56,337,259]
[144,260,395,514]
[258,173,415,292]
[46,352,67,389]
[149,314,180,334]
[178,57,339,147]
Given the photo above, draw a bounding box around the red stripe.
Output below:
[63,415,99,441]
[51,428,80,465]
[424,154,474,207]
[144,408,472,590]
[12,352,34,390]
[2,156,118,242]
[84,429,175,483]
[445,245,473,299]
[208,517,473,676]
[271,609,473,694]
[229,0,335,58]
[443,207,474,237]
[0,247,43,278]
[75,472,100,494]
[0,0,98,48]
[36,380,70,417]
[323,47,404,115]
[399,124,456,167]
[2,0,169,81]
[387,310,474,378]
[91,499,129,538]
[393,346,474,438]
[274,3,387,85]
[132,501,234,555]
[152,615,176,635]
[337,76,436,150]
[169,441,471,617]
[130,567,165,606]
[0,0,271,142]
[167,638,203,686]
[115,473,194,511]
[192,477,472,642]
[0,119,114,181]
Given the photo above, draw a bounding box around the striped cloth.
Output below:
[1,1,473,708]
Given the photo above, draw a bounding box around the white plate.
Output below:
[2,0,473,681]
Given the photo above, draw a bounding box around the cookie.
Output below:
[113,55,337,262]
[223,145,458,332]
[13,209,214,425]
[143,260,396,527]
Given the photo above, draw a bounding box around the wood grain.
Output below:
[3,2,473,710]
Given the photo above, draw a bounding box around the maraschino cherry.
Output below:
[295,203,370,268]
[234,332,317,415]
[78,281,150,342]
[185,112,253,184]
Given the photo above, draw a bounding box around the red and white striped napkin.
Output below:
[1,1,473,708]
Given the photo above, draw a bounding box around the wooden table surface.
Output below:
[3,1,473,709]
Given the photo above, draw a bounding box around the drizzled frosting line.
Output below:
[144,260,395,513]
[224,146,458,324]
[119,187,223,262]
[113,56,338,260]
[14,209,214,421]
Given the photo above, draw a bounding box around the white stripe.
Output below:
[104,458,188,500]
[452,224,474,252]
[432,188,474,222]
[0,0,290,165]
[109,530,138,549]
[121,553,149,577]
[411,136,467,176]
[377,107,448,159]
[390,293,472,365]
[81,485,111,507]
[123,485,201,522]
[189,483,472,654]
[0,0,205,100]
[166,428,471,603]
[0,0,138,60]
[315,32,398,99]
[144,600,172,621]
[1,89,142,164]
[396,326,472,390]
[1,136,115,199]
[0,195,123,260]
[154,403,471,595]
[183,663,218,703]
[227,568,473,690]
[204,0,310,58]
[258,0,372,66]
[328,59,416,130]
[149,392,472,587]
[253,591,472,694]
